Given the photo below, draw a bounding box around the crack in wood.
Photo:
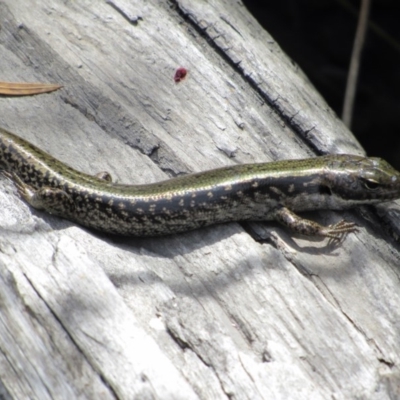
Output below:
[169,0,322,156]
[0,376,13,400]
[21,271,119,400]
[105,0,143,25]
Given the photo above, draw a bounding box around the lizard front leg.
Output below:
[273,206,357,240]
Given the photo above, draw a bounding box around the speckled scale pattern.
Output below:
[1,126,400,238]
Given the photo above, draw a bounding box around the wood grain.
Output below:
[1,0,400,398]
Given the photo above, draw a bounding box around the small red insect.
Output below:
[174,67,187,83]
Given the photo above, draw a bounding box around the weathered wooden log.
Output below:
[1,0,400,398]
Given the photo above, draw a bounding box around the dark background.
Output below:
[242,0,400,169]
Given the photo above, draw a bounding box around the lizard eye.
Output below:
[362,179,380,190]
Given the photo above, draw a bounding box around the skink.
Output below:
[1,126,399,239]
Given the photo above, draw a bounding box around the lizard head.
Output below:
[325,155,400,203]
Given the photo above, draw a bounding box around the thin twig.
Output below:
[342,0,371,128]
[335,0,400,54]
[0,81,62,96]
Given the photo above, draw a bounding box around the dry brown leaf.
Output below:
[0,81,62,96]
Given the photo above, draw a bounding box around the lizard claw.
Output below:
[323,220,358,243]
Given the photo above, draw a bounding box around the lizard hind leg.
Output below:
[96,171,112,182]
[7,172,75,215]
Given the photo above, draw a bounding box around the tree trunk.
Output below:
[1,0,400,398]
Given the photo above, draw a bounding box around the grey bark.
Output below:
[1,0,400,399]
